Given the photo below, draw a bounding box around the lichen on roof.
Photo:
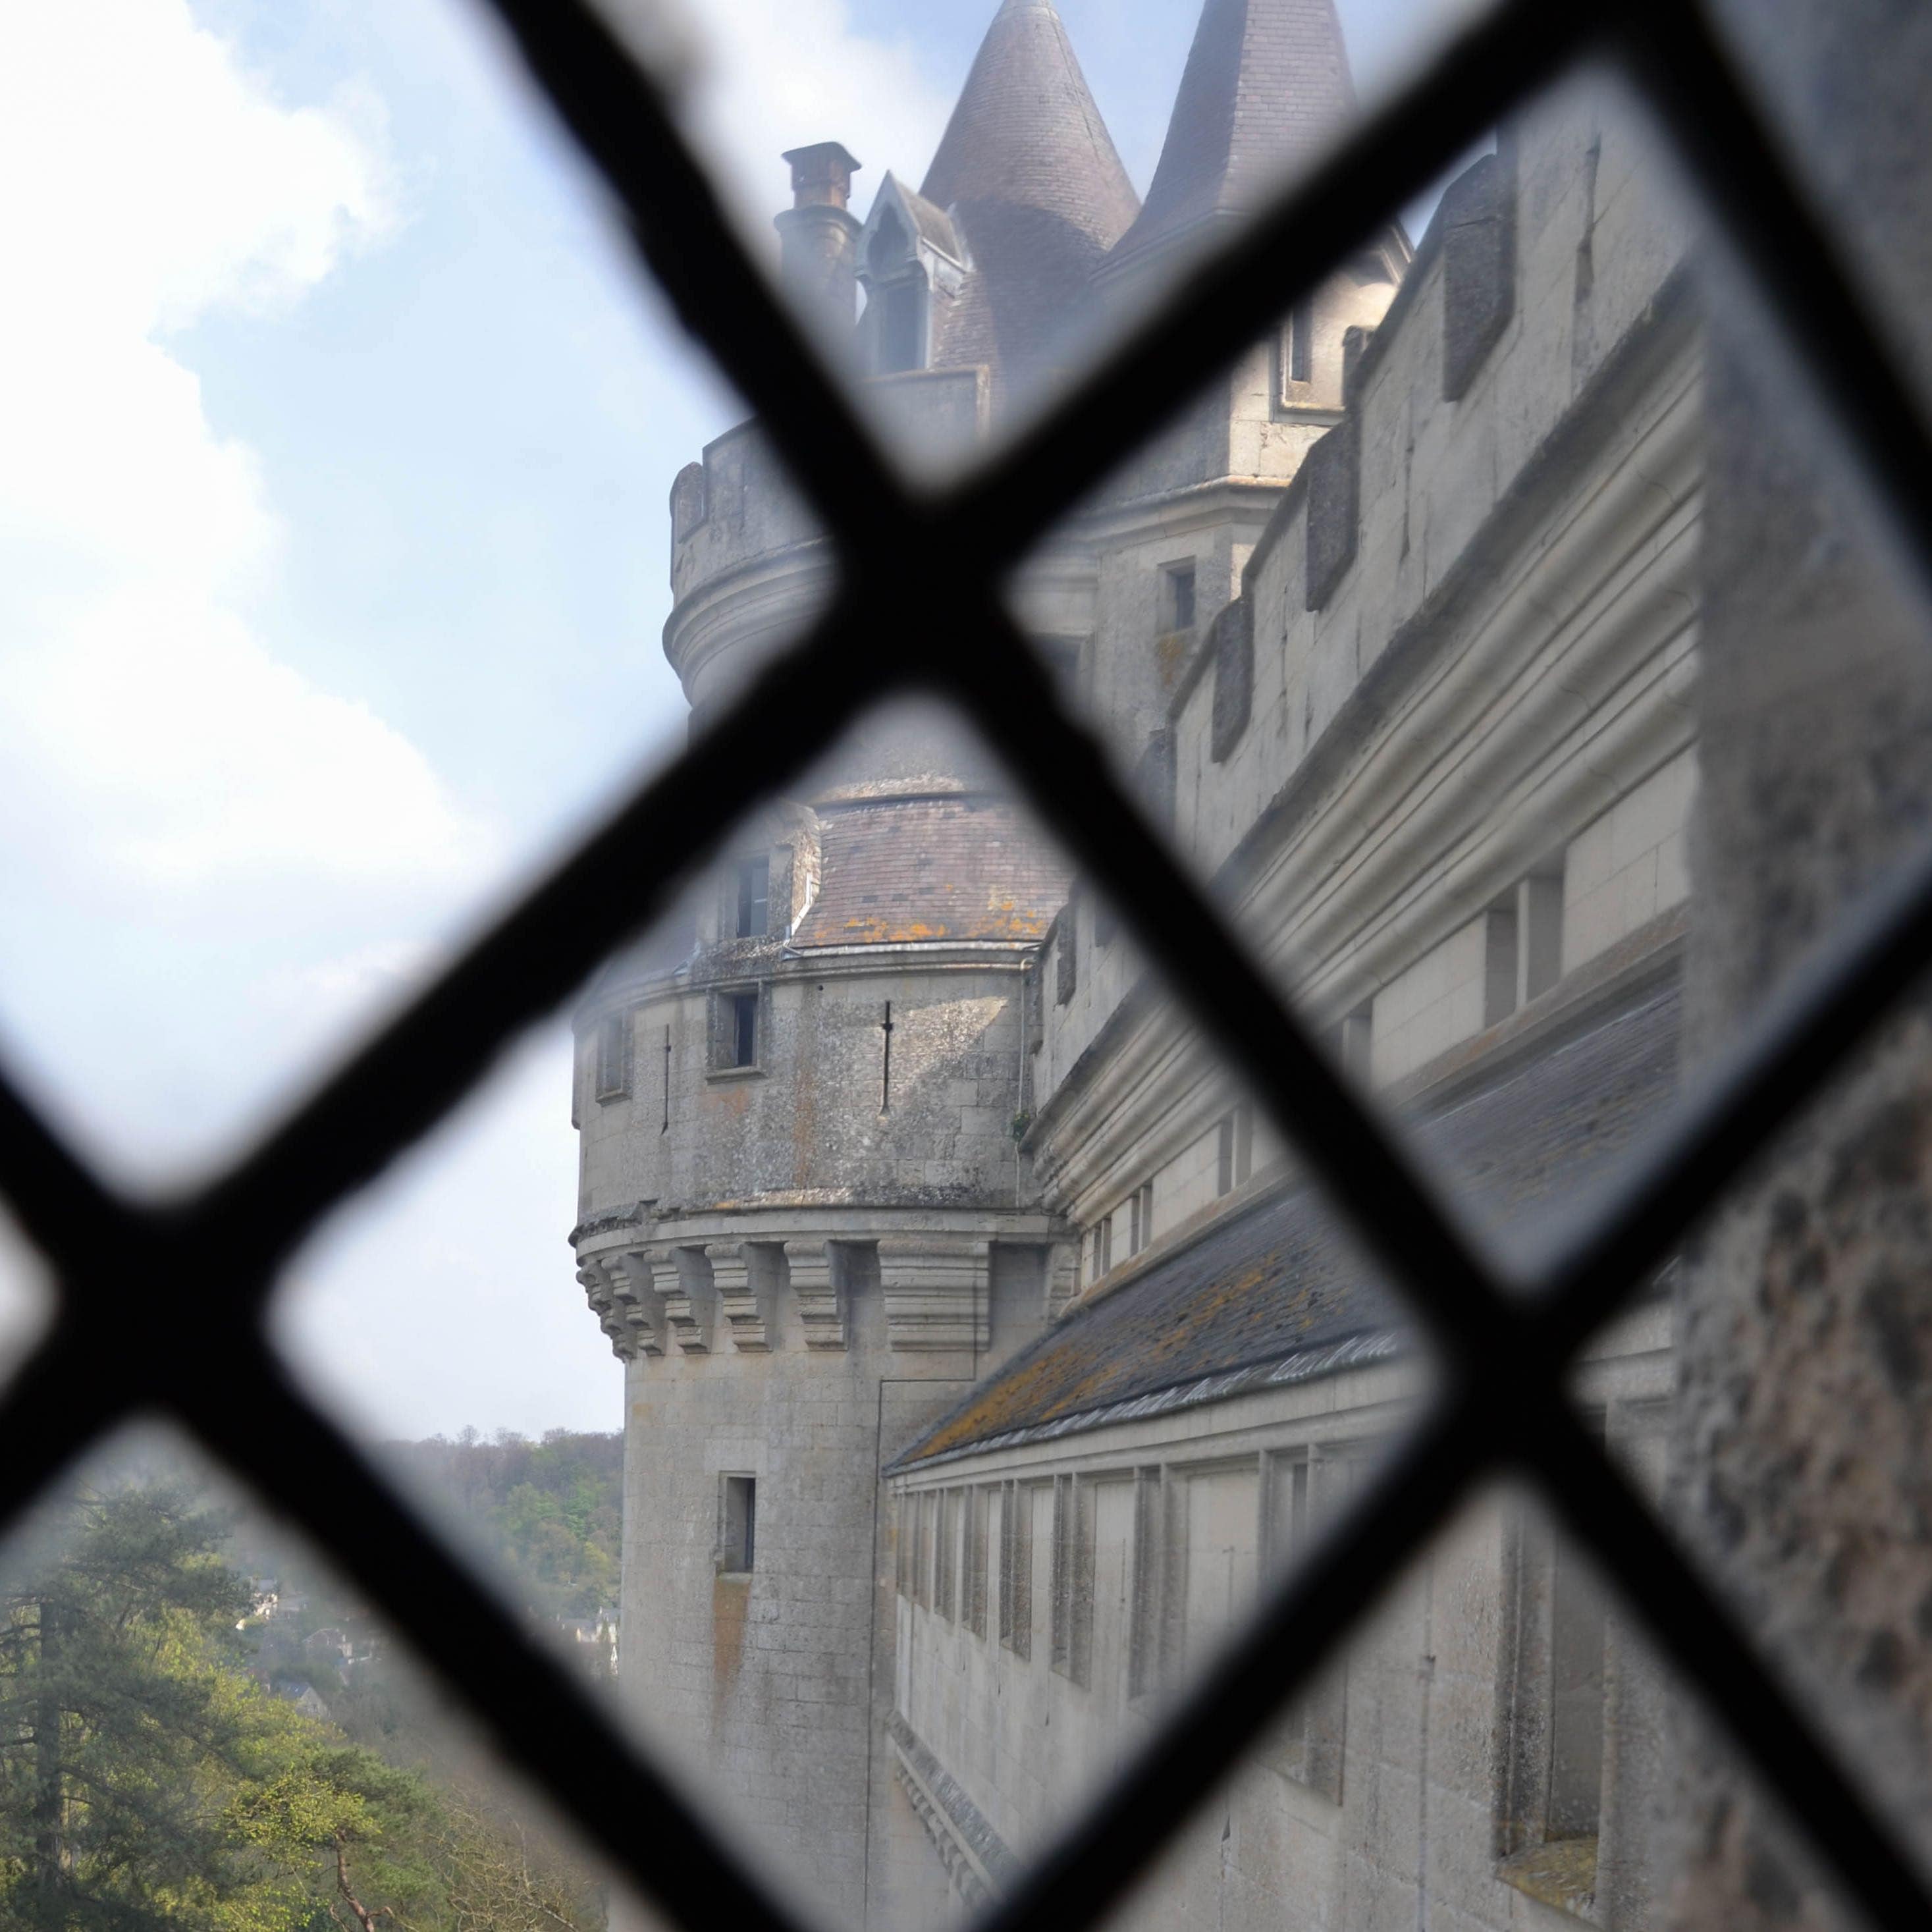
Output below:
[896,982,1681,1468]
[791,795,1069,949]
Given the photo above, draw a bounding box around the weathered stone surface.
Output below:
[1670,5,1932,1922]
[1441,152,1516,402]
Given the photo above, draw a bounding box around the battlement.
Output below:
[668,369,990,604]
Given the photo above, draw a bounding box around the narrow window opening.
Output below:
[876,281,924,374]
[1518,863,1566,1006]
[720,1476,756,1574]
[1287,298,1314,386]
[1484,902,1521,1029]
[731,992,759,1069]
[1216,1104,1256,1194]
[1160,562,1198,635]
[595,1013,630,1101]
[736,855,770,938]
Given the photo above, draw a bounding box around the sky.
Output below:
[0,0,1469,1445]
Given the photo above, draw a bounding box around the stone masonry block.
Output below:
[1441,151,1518,402]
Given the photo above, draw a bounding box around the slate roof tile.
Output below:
[792,795,1070,948]
[896,981,1681,1466]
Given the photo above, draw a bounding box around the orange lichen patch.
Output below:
[903,1191,1396,1465]
[899,984,1684,1472]
[712,1574,749,1717]
[793,795,1069,950]
[1155,625,1196,695]
[1497,1840,1597,1918]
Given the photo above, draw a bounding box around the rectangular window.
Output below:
[1160,562,1197,635]
[1484,902,1521,1029]
[730,991,758,1068]
[1518,865,1565,1006]
[1287,298,1314,386]
[1127,1181,1154,1256]
[719,1476,756,1574]
[736,855,770,938]
[877,281,924,373]
[594,1012,630,1101]
[1000,1481,1033,1658]
[1216,1108,1254,1196]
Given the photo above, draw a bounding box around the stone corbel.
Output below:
[663,1247,719,1354]
[1046,1242,1081,1321]
[785,1240,847,1350]
[576,1261,632,1361]
[608,1249,667,1358]
[707,1242,776,1352]
[878,1237,991,1351]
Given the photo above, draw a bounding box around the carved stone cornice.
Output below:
[576,1261,630,1361]
[707,1242,777,1352]
[878,1237,992,1351]
[608,1250,666,1358]
[662,1247,718,1354]
[785,1240,847,1350]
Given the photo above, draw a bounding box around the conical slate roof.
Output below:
[1110,0,1355,273]
[918,0,1139,400]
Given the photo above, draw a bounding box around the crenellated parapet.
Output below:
[572,1223,1065,1363]
[664,367,990,716]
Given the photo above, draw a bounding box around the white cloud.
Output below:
[0,0,479,903]
[647,0,953,231]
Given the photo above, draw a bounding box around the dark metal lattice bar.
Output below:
[0,0,1928,1929]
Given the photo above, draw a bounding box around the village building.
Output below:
[570,1,1697,1924]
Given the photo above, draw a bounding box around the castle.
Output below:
[569,3,1694,1925]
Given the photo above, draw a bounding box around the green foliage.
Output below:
[0,1482,603,1932]
[383,1434,622,1623]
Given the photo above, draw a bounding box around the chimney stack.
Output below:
[775,142,863,340]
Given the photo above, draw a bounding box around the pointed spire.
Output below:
[1108,0,1355,276]
[916,0,1140,399]
[921,0,1139,241]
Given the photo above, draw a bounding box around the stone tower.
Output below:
[568,2,1397,1923]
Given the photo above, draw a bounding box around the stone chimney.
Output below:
[774,142,863,341]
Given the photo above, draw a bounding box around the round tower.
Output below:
[567,8,1143,1917]
[570,1,1409,1921]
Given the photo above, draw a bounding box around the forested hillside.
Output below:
[383,1430,624,1622]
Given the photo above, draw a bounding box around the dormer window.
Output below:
[857,176,966,380]
[736,855,770,938]
[874,282,925,373]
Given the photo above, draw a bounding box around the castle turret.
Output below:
[855,0,1139,405]
[1104,0,1357,286]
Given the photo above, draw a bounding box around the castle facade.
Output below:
[571,4,1696,1925]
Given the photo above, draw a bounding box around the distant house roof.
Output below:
[1108,0,1356,278]
[918,0,1140,400]
[894,980,1680,1469]
[792,795,1069,948]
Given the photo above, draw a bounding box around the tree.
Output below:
[0,1484,261,1930]
[0,1480,606,1932]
